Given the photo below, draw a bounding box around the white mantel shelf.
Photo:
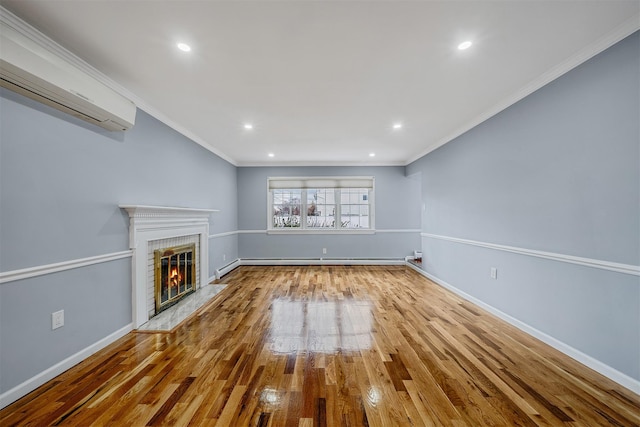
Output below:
[120,205,219,251]
[120,205,219,218]
[120,204,218,328]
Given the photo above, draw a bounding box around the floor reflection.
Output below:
[259,387,281,409]
[269,298,373,353]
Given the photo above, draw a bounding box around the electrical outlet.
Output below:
[223,254,226,261]
[490,267,497,280]
[322,248,327,254]
[52,310,64,330]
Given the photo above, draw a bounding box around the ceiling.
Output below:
[2,1,639,167]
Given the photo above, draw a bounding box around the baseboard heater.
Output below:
[239,258,406,266]
[214,257,406,280]
[214,259,242,280]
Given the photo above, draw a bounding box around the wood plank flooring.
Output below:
[1,265,638,426]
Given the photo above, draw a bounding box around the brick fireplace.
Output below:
[120,205,218,328]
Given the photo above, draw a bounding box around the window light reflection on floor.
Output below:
[269,298,373,353]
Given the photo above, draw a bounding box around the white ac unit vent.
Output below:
[0,18,136,131]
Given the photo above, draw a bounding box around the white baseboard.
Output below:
[406,262,640,395]
[0,323,133,410]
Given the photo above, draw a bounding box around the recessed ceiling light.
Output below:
[268,153,275,158]
[392,123,403,130]
[458,41,472,50]
[369,153,376,157]
[177,42,191,52]
[244,123,253,130]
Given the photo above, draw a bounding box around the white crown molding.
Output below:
[405,13,640,165]
[0,250,132,285]
[237,160,407,167]
[0,6,87,73]
[0,6,238,166]
[422,233,640,277]
[6,5,636,168]
[119,100,239,166]
[406,262,640,395]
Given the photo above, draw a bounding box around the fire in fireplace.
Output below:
[154,243,196,314]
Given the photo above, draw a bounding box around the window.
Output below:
[268,177,374,233]
[272,189,302,228]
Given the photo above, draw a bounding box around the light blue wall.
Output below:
[0,89,238,394]
[237,166,421,259]
[406,32,640,381]
[1,28,637,403]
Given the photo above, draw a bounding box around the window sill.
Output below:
[267,229,376,235]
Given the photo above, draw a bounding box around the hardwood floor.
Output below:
[1,266,638,426]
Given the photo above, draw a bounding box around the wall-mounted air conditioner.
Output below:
[0,15,136,131]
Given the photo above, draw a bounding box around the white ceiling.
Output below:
[2,1,639,166]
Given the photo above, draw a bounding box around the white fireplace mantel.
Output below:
[120,205,219,328]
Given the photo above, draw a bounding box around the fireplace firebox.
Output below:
[154,243,196,313]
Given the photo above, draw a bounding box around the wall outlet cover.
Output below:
[52,310,64,330]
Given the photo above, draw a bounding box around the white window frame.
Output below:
[267,176,375,234]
